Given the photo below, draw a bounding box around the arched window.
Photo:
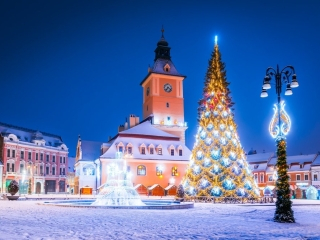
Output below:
[83,164,95,176]
[137,165,146,176]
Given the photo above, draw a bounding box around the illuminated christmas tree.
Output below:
[183,38,259,198]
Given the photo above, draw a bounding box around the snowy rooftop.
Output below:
[119,121,179,139]
[311,154,320,166]
[0,122,64,147]
[80,140,103,161]
[101,122,191,161]
[249,162,268,172]
[246,152,274,164]
[268,154,317,165]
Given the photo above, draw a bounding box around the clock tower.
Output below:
[140,28,187,143]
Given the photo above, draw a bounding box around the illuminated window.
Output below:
[83,164,95,176]
[156,167,162,176]
[158,148,162,155]
[171,167,178,176]
[137,165,146,176]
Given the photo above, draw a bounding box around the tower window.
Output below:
[166,102,169,108]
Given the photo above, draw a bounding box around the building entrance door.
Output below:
[59,181,65,192]
[36,182,41,194]
[45,180,56,194]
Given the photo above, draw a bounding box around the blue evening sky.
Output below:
[1,0,320,156]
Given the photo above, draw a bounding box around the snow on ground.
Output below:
[0,200,320,240]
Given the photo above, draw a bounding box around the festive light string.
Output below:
[182,44,259,198]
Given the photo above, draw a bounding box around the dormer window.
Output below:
[128,147,132,154]
[254,164,259,169]
[300,164,303,169]
[179,149,182,156]
[170,149,174,156]
[119,146,123,153]
[158,148,162,155]
[141,147,146,155]
[164,63,170,72]
[150,148,154,154]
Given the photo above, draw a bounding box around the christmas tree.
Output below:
[182,40,259,198]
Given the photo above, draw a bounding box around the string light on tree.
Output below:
[182,37,259,198]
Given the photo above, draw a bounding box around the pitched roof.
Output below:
[268,154,317,165]
[80,140,103,161]
[119,121,179,139]
[246,152,274,164]
[311,154,320,166]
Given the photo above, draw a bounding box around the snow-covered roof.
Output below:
[164,185,176,190]
[80,140,103,161]
[134,184,146,189]
[148,184,164,190]
[249,162,268,172]
[268,154,317,166]
[68,157,75,172]
[150,59,182,76]
[119,121,179,139]
[246,152,274,164]
[311,155,320,166]
[101,121,191,161]
[0,122,64,148]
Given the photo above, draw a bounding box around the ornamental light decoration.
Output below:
[269,101,291,139]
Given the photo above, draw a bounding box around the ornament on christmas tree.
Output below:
[182,39,259,198]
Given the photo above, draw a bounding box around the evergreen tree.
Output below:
[183,42,259,198]
[176,184,185,199]
[274,139,295,222]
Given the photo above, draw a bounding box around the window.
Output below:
[40,165,43,175]
[21,151,24,159]
[63,157,66,164]
[20,163,24,173]
[28,152,31,160]
[12,150,15,158]
[137,165,146,176]
[300,164,303,169]
[150,148,154,155]
[119,146,123,153]
[167,116,171,121]
[314,174,318,181]
[156,167,162,176]
[36,153,38,160]
[62,168,65,175]
[268,175,273,181]
[59,167,62,175]
[172,167,178,176]
[170,149,174,156]
[296,174,301,181]
[305,174,309,181]
[254,164,259,169]
[260,174,264,183]
[179,149,182,156]
[158,148,162,155]
[52,167,55,175]
[254,174,258,182]
[7,149,10,157]
[141,147,146,155]
[52,156,55,162]
[12,164,15,172]
[35,166,38,175]
[6,163,9,172]
[40,153,43,161]
[46,166,49,175]
[60,157,62,163]
[46,155,49,162]
[166,102,169,108]
[128,147,132,154]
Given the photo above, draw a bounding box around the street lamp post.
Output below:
[261,64,299,223]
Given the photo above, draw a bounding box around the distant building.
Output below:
[74,30,191,195]
[67,156,75,194]
[0,122,68,194]
[311,154,320,188]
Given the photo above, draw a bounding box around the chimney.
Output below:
[118,125,125,133]
[124,117,128,130]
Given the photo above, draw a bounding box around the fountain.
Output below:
[92,152,145,206]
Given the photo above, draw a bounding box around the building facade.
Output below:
[0,122,68,194]
[74,31,191,195]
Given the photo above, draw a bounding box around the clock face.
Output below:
[146,87,150,96]
[164,83,172,93]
